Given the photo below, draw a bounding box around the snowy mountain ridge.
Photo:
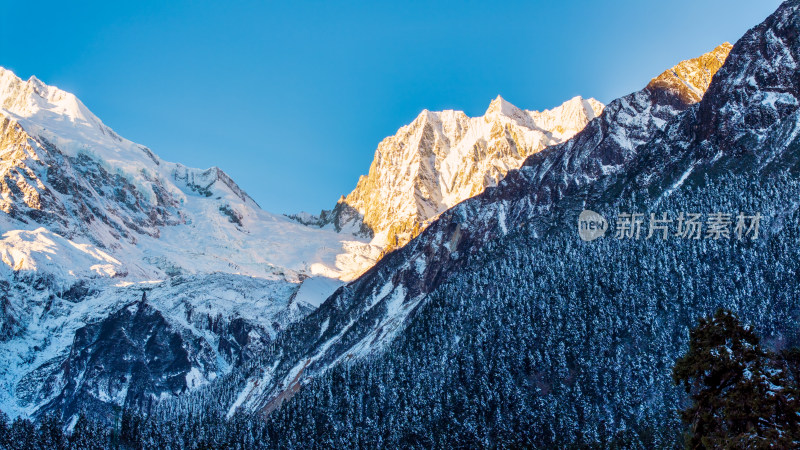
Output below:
[0,66,381,283]
[0,67,385,420]
[302,41,732,255]
[0,64,605,422]
[216,42,735,420]
[304,94,605,251]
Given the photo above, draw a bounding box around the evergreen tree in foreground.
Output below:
[0,410,10,450]
[673,309,800,448]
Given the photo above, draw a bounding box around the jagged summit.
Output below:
[305,44,728,255]
[484,95,524,119]
[0,66,263,209]
[647,42,733,103]
[1,67,101,127]
[312,93,606,251]
[0,66,381,282]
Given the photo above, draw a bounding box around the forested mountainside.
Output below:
[300,42,731,256]
[0,66,382,423]
[147,2,800,447]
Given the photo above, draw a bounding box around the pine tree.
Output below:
[69,414,107,450]
[0,410,9,450]
[37,414,67,450]
[9,417,36,450]
[673,309,800,448]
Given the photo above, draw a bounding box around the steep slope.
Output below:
[0,68,381,282]
[647,42,733,103]
[200,39,736,426]
[301,95,605,251]
[222,5,799,445]
[0,68,383,421]
[13,273,314,424]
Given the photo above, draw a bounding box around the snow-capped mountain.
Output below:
[0,10,745,435]
[0,62,604,423]
[0,56,613,424]
[3,0,796,443]
[209,41,737,422]
[298,95,604,251]
[0,67,385,421]
[0,68,382,283]
[162,3,800,443]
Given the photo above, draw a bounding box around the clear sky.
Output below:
[0,0,783,214]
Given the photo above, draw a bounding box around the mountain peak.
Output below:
[26,74,43,85]
[647,42,733,103]
[565,96,604,119]
[0,66,99,130]
[485,95,524,118]
[548,95,605,122]
[489,94,507,106]
[322,92,605,251]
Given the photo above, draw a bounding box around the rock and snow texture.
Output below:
[308,95,604,251]
[221,42,734,418]
[0,67,381,421]
[647,42,733,103]
[308,44,736,254]
[0,67,381,283]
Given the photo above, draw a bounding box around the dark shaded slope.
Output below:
[224,43,721,419]
[162,2,800,447]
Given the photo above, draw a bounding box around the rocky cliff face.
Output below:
[213,41,735,420]
[308,42,732,255]
[0,68,381,423]
[197,4,800,444]
[647,42,733,103]
[315,96,605,251]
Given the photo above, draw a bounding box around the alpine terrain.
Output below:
[297,95,605,252]
[2,0,798,447]
[129,17,800,445]
[204,6,793,445]
[0,45,605,427]
[202,40,735,423]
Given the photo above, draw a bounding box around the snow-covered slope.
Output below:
[215,42,734,419]
[0,67,385,420]
[0,68,381,282]
[7,272,316,421]
[298,95,604,251]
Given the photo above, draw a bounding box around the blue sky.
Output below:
[0,0,783,214]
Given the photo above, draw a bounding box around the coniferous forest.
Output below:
[2,170,800,448]
[3,2,800,449]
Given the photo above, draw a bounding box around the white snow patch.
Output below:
[293,276,344,308]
